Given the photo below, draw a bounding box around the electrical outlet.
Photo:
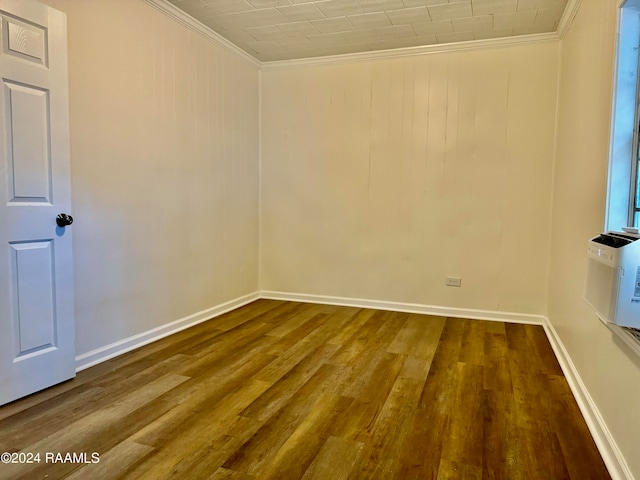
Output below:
[445,277,462,287]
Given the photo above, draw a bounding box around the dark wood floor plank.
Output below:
[110,299,280,367]
[0,385,106,452]
[546,375,611,480]
[326,312,408,406]
[210,467,256,479]
[177,324,276,378]
[507,326,561,434]
[326,308,376,346]
[126,382,270,479]
[210,299,287,331]
[222,364,339,475]
[458,319,487,366]
[341,348,406,402]
[484,321,506,334]
[440,362,484,468]
[437,459,482,480]
[130,342,277,449]
[418,317,466,411]
[242,343,341,422]
[328,310,405,366]
[256,314,332,381]
[482,390,517,480]
[505,323,562,376]
[155,416,264,480]
[399,355,433,382]
[265,303,338,338]
[65,440,154,480]
[387,314,445,361]
[331,352,406,441]
[0,353,194,452]
[396,402,449,479]
[263,312,330,355]
[4,373,190,480]
[483,332,512,393]
[0,301,610,480]
[258,394,354,480]
[302,306,364,346]
[397,317,468,479]
[347,376,422,479]
[524,324,564,376]
[301,436,364,480]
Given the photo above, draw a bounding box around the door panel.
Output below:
[10,240,56,355]
[5,80,51,202]
[5,15,47,64]
[0,0,74,406]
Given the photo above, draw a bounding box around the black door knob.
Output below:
[56,213,73,227]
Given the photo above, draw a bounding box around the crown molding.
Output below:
[141,0,260,69]
[557,0,582,39]
[142,0,570,71]
[261,32,559,70]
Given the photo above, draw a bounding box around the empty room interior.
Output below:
[1,0,640,478]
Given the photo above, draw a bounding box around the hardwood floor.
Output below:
[0,300,610,479]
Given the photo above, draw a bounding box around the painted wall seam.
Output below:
[544,42,564,317]
[557,0,584,39]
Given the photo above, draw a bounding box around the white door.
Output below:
[0,0,74,405]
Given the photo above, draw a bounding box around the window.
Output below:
[632,119,640,226]
[607,0,640,231]
[607,0,640,351]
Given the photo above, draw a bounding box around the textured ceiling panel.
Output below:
[168,0,568,61]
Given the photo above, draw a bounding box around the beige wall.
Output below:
[41,0,260,355]
[550,0,640,477]
[261,44,559,315]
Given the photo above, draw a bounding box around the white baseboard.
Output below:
[259,290,545,325]
[543,319,633,480]
[74,290,543,373]
[74,291,260,372]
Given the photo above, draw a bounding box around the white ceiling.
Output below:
[167,0,569,62]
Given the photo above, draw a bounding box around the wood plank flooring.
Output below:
[0,300,610,479]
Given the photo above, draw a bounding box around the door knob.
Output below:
[56,213,73,227]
